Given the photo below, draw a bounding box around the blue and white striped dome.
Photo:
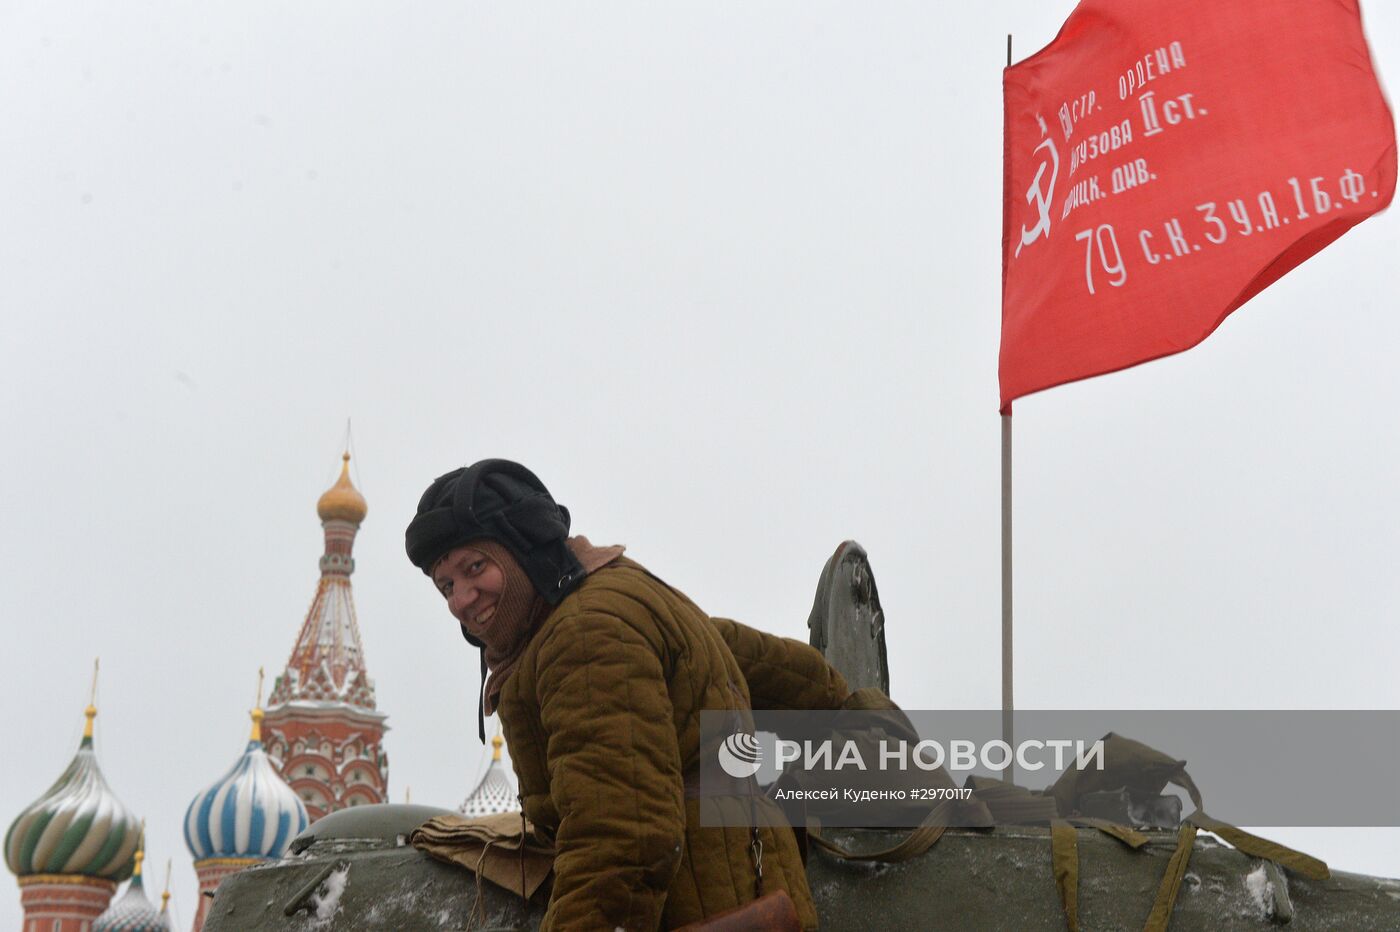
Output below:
[184,711,308,862]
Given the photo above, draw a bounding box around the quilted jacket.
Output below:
[497,556,849,931]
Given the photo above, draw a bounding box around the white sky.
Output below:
[2,2,1396,927]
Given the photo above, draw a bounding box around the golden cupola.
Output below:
[314,451,367,579]
[316,453,367,525]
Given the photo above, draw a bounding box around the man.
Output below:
[405,458,851,930]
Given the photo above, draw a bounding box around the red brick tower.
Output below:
[262,453,389,820]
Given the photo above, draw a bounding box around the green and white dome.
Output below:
[4,705,140,880]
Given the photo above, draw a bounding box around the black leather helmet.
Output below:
[405,458,585,608]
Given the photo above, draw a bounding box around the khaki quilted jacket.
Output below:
[497,557,849,931]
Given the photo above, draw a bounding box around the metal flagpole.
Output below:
[1001,413,1013,784]
[1002,34,1015,786]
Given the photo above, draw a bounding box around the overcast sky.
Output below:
[2,2,1396,927]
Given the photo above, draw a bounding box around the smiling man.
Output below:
[405,459,850,931]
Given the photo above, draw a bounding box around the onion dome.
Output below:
[4,703,141,880]
[184,707,309,862]
[459,735,520,817]
[94,837,168,932]
[316,452,367,525]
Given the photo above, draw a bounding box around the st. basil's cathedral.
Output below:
[4,452,517,931]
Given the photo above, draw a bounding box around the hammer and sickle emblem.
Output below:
[1014,137,1060,258]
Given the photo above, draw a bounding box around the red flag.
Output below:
[1000,0,1395,412]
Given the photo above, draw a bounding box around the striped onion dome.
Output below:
[459,735,520,817]
[184,708,308,862]
[4,705,140,879]
[94,847,168,932]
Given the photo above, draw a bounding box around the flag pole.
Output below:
[1001,413,1013,783]
[1002,33,1015,786]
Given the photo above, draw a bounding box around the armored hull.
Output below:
[202,803,1400,931]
